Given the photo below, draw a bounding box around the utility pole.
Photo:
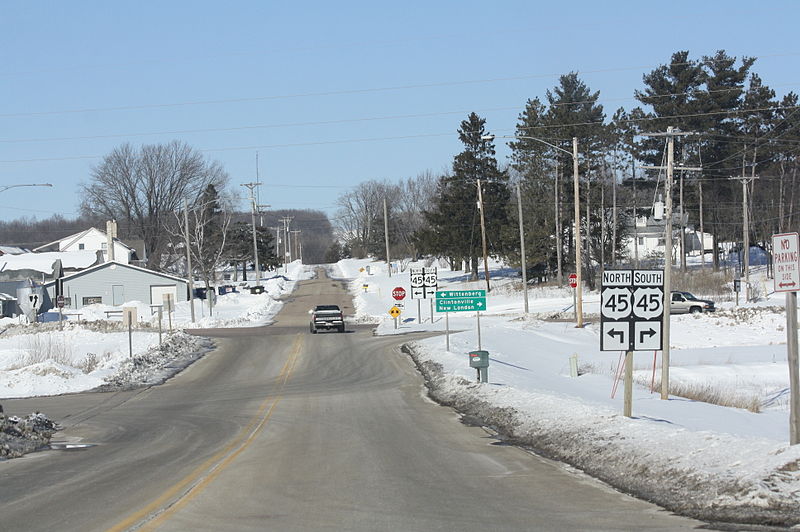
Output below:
[183,198,195,323]
[612,158,618,267]
[573,137,583,328]
[516,183,528,313]
[641,127,701,400]
[730,173,758,300]
[291,230,302,264]
[555,165,563,286]
[384,197,391,277]
[280,217,293,272]
[477,179,491,293]
[271,226,280,269]
[241,182,263,287]
[699,177,706,269]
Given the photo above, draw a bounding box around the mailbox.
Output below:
[469,350,490,369]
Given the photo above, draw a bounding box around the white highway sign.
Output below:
[411,267,437,299]
[600,269,664,351]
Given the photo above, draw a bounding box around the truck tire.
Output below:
[310,323,317,334]
[338,324,345,333]
[690,306,702,314]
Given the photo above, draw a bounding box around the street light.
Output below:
[483,134,583,328]
[0,183,53,194]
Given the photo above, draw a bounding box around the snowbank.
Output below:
[336,257,800,526]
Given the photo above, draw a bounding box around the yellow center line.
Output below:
[107,334,303,532]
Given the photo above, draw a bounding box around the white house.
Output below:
[33,227,135,264]
[624,198,713,263]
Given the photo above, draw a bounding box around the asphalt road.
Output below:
[0,270,706,531]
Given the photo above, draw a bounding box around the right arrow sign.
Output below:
[634,321,662,350]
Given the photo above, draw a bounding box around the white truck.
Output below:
[309,305,345,333]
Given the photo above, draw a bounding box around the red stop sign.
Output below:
[568,273,578,288]
[392,287,406,300]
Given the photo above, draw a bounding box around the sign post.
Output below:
[772,232,800,445]
[601,270,665,417]
[436,289,487,350]
[389,305,401,330]
[163,293,174,332]
[56,295,65,330]
[123,307,137,358]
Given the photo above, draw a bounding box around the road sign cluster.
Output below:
[600,270,664,352]
[410,267,437,299]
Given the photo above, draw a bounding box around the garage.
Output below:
[44,261,189,310]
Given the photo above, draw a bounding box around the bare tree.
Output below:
[80,141,228,270]
[172,201,232,316]
[335,180,399,258]
[395,171,437,260]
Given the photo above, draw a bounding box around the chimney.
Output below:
[106,220,117,262]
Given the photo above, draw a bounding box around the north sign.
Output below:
[600,269,664,352]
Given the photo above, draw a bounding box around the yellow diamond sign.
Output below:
[389,306,401,318]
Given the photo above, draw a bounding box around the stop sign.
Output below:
[392,287,406,300]
[568,273,578,288]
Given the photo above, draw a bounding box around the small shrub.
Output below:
[79,353,99,374]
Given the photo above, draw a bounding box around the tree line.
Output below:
[332,50,800,287]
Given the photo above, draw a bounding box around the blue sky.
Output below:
[1,1,798,223]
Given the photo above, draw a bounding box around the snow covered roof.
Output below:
[53,260,189,284]
[0,251,102,275]
[32,227,133,253]
[0,246,29,255]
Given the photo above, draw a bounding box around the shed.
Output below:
[44,261,189,310]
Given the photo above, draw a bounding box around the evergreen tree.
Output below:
[420,113,510,279]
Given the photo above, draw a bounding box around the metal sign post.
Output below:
[772,232,800,445]
[569,273,578,320]
[163,294,174,332]
[600,270,665,417]
[445,312,450,351]
[123,307,137,358]
[477,312,481,350]
[56,294,65,331]
[389,306,401,330]
[157,307,163,346]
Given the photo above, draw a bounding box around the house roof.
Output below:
[0,246,29,255]
[0,250,101,275]
[46,260,189,285]
[33,227,133,253]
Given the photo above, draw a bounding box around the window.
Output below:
[83,296,102,305]
[78,243,85,250]
[101,243,108,250]
[638,237,644,245]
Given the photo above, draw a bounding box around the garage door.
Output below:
[150,285,178,306]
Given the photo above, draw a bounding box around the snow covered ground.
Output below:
[331,257,800,526]
[0,262,312,399]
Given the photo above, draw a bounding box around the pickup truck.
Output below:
[670,291,716,314]
[309,305,345,333]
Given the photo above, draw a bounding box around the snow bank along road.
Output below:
[0,271,702,531]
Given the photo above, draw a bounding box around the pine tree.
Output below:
[421,113,510,279]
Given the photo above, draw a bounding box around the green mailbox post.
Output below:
[469,350,489,383]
